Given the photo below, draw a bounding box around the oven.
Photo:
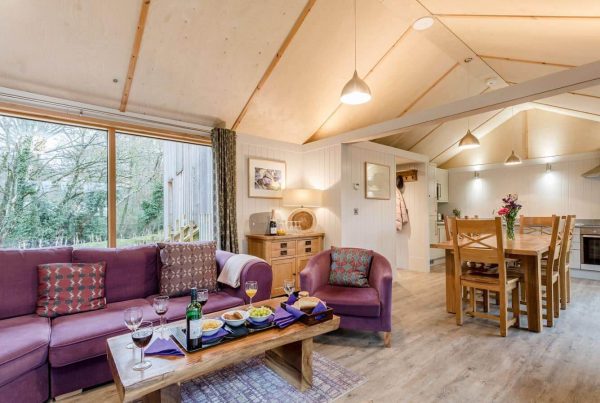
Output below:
[581,226,600,271]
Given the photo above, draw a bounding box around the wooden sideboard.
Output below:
[247,232,324,297]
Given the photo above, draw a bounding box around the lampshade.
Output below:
[282,188,322,208]
[458,129,480,149]
[340,70,372,105]
[504,150,522,165]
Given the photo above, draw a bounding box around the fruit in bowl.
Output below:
[221,310,249,327]
[248,306,273,323]
[201,319,224,336]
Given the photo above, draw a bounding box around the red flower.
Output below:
[498,208,509,216]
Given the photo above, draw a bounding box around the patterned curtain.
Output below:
[211,128,239,253]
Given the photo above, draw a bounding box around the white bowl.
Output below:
[202,319,224,336]
[248,308,274,324]
[221,310,249,327]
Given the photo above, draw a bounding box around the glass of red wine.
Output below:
[197,289,208,311]
[123,307,143,349]
[153,295,169,338]
[132,321,154,371]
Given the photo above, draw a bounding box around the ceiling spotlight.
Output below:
[504,150,522,166]
[485,77,498,87]
[413,17,434,31]
[464,57,473,63]
[458,129,480,149]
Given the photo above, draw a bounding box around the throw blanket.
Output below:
[217,254,266,288]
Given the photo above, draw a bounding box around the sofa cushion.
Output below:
[147,292,244,322]
[0,247,72,319]
[157,241,218,296]
[329,247,372,288]
[49,299,160,367]
[37,262,106,318]
[72,245,159,303]
[0,314,50,387]
[313,285,381,318]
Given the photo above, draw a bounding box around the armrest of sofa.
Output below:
[369,252,393,308]
[216,250,273,304]
[299,249,331,294]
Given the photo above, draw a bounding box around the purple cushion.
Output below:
[49,299,159,367]
[0,247,72,319]
[313,285,381,318]
[147,292,244,322]
[0,314,50,386]
[72,245,159,303]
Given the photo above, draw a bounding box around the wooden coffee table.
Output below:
[106,298,340,402]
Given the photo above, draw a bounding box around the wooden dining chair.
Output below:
[511,215,563,326]
[558,215,576,310]
[451,217,520,337]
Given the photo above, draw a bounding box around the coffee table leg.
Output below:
[265,338,313,391]
[142,383,181,403]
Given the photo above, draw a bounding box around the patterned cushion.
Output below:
[328,247,372,288]
[158,241,218,296]
[36,262,106,318]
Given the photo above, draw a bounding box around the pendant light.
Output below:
[340,0,371,105]
[504,106,522,165]
[458,64,480,149]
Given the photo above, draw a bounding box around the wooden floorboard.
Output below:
[59,266,600,402]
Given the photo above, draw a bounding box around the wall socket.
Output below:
[353,208,359,215]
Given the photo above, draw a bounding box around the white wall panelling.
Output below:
[440,155,600,219]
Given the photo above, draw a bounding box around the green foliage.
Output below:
[139,181,164,233]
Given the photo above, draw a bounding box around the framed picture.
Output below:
[365,162,390,200]
[248,157,286,199]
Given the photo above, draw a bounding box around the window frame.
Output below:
[0,102,212,248]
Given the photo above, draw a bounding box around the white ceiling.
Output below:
[0,0,598,163]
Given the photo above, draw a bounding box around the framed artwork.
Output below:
[248,157,286,198]
[365,162,390,200]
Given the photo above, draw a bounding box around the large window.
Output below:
[115,134,213,246]
[0,114,212,249]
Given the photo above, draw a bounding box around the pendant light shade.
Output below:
[458,129,480,149]
[341,70,372,105]
[504,150,522,165]
[340,0,371,105]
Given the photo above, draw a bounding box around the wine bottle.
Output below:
[269,209,277,236]
[186,288,203,350]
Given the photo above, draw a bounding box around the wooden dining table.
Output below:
[431,233,551,333]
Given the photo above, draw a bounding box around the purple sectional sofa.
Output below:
[0,245,272,401]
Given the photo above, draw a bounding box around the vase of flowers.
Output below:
[497,193,522,240]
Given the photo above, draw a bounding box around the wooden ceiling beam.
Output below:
[303,59,600,150]
[231,0,317,131]
[119,0,151,112]
[480,55,576,69]
[397,63,459,117]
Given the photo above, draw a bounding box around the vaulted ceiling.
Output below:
[0,0,599,163]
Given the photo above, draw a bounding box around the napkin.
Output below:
[312,301,328,320]
[285,293,297,305]
[274,306,305,328]
[145,337,184,357]
[202,328,229,344]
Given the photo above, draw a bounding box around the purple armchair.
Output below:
[300,248,393,347]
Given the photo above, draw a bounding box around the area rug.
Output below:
[181,352,367,403]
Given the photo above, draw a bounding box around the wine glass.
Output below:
[283,279,295,297]
[197,289,208,312]
[153,295,169,338]
[245,281,258,308]
[123,307,143,349]
[132,321,153,371]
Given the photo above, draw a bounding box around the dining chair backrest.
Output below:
[451,217,507,288]
[559,215,576,269]
[444,216,455,240]
[545,216,563,276]
[519,215,555,235]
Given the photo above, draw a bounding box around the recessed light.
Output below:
[413,17,434,31]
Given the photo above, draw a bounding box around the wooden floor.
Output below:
[61,266,600,403]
